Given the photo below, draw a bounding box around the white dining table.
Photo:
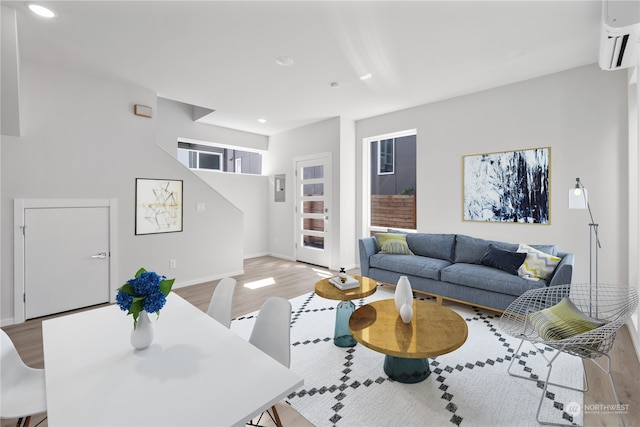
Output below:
[42,292,303,426]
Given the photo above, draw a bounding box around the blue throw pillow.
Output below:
[480,244,527,276]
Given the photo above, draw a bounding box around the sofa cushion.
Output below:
[517,243,561,280]
[454,235,516,264]
[375,233,414,255]
[454,235,558,265]
[480,244,527,275]
[441,263,546,297]
[369,254,450,281]
[406,233,456,262]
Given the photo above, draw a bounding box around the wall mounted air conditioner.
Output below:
[599,0,640,70]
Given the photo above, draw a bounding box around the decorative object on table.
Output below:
[568,177,602,307]
[116,268,174,350]
[329,274,359,290]
[339,267,347,279]
[135,178,183,235]
[399,302,413,323]
[463,146,550,224]
[394,275,413,312]
[129,310,154,350]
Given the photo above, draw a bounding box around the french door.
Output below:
[295,153,332,267]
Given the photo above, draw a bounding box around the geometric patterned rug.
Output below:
[231,284,583,427]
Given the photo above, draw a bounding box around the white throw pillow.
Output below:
[517,243,561,281]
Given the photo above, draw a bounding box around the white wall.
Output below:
[339,119,357,269]
[356,64,628,285]
[155,98,268,154]
[628,65,639,357]
[1,61,243,325]
[194,170,269,258]
[155,98,269,259]
[266,117,357,269]
[1,7,20,137]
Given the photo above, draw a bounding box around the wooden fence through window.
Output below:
[371,195,416,230]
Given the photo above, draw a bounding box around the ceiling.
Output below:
[4,1,603,136]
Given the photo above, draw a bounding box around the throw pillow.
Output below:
[528,296,605,341]
[517,243,561,280]
[375,233,414,255]
[480,244,527,275]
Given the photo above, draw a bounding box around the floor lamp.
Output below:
[568,177,602,315]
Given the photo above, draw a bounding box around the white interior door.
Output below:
[24,206,110,319]
[295,154,332,267]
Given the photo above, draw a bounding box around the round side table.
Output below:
[315,276,377,347]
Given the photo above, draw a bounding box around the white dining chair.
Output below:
[206,277,237,328]
[247,297,292,427]
[1,329,47,427]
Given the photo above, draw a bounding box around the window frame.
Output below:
[377,138,395,175]
[177,138,264,175]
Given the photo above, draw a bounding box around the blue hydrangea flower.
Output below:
[116,290,133,311]
[142,289,167,313]
[129,271,163,296]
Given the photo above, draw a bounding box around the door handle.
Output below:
[91,252,107,259]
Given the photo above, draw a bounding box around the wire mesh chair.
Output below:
[499,283,638,426]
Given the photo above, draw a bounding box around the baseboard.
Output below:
[1,317,15,327]
[627,318,640,364]
[268,252,296,262]
[244,252,270,259]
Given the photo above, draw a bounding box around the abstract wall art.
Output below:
[135,178,183,235]
[463,147,550,224]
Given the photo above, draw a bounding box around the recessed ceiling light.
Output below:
[360,73,373,81]
[28,4,56,18]
[275,56,294,67]
[258,118,267,124]
[330,82,340,88]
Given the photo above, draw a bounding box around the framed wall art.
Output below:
[463,147,550,224]
[135,178,183,235]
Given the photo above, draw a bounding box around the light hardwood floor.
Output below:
[2,256,639,427]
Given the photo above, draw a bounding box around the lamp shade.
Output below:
[568,187,588,209]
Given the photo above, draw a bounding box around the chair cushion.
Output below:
[480,244,527,275]
[528,296,605,341]
[517,243,561,280]
[375,233,414,255]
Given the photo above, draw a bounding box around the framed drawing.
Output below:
[135,178,183,235]
[463,147,550,224]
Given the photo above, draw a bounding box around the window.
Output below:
[366,131,417,235]
[177,140,262,175]
[378,139,394,175]
[178,149,222,171]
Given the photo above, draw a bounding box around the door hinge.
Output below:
[23,293,26,303]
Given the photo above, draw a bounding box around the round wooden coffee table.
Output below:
[349,299,468,383]
[315,276,377,347]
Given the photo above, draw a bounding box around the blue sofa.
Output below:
[359,233,574,311]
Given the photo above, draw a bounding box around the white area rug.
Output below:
[231,285,583,427]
